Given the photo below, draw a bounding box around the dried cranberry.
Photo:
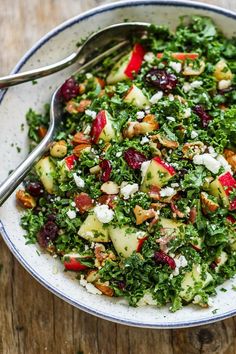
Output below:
[145,68,178,92]
[37,221,59,248]
[99,159,112,182]
[210,261,217,270]
[154,251,176,269]
[60,77,81,101]
[47,214,56,222]
[117,281,126,290]
[26,181,44,197]
[193,105,212,128]
[123,148,147,169]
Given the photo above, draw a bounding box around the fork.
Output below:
[0,22,150,205]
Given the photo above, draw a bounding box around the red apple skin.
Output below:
[218,172,236,195]
[90,110,107,143]
[124,43,145,79]
[64,154,77,170]
[226,215,236,223]
[152,157,176,176]
[64,255,88,271]
[157,53,199,61]
[136,236,148,253]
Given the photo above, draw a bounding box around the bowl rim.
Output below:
[1,0,236,329]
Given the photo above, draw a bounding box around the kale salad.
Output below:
[17,16,236,312]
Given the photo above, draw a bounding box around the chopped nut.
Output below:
[214,59,233,81]
[16,190,36,209]
[142,114,159,130]
[133,205,156,225]
[50,140,67,158]
[182,141,205,159]
[94,282,114,297]
[66,99,91,114]
[73,143,91,157]
[224,148,236,172]
[38,126,47,139]
[150,134,179,149]
[86,270,100,283]
[183,60,205,76]
[123,115,158,139]
[72,132,91,145]
[170,203,185,218]
[101,181,119,195]
[200,192,219,213]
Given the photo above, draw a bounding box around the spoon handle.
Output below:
[0,52,78,89]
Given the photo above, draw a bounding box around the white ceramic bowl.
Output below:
[1,0,236,328]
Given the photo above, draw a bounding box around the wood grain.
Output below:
[0,1,236,353]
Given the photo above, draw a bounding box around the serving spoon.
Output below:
[0,22,150,205]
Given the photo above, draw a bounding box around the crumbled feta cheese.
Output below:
[73,173,85,188]
[115,151,122,157]
[168,94,175,101]
[66,210,76,220]
[193,154,221,174]
[71,201,76,207]
[218,79,231,90]
[85,109,97,119]
[150,91,163,104]
[120,183,139,199]
[172,255,188,276]
[208,146,217,157]
[144,52,155,63]
[166,116,176,122]
[216,155,232,173]
[136,111,145,119]
[94,204,114,223]
[169,61,182,73]
[191,130,198,139]
[183,107,191,118]
[160,187,176,197]
[171,182,179,188]
[140,160,151,182]
[183,80,203,92]
[140,136,149,145]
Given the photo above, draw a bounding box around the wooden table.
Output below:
[1,0,236,353]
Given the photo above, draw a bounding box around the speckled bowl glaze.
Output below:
[1,0,236,328]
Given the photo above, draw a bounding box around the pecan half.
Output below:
[16,190,36,209]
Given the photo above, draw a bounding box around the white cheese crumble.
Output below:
[193,154,221,174]
[168,94,175,101]
[66,210,76,220]
[115,151,122,157]
[140,160,151,183]
[80,275,102,295]
[140,136,149,145]
[160,187,176,197]
[183,107,191,118]
[120,183,139,199]
[144,52,155,63]
[171,182,179,188]
[169,61,182,73]
[85,73,93,79]
[85,109,97,119]
[136,111,145,119]
[73,173,85,188]
[208,146,217,157]
[149,91,163,104]
[182,80,203,93]
[166,116,176,122]
[172,255,188,276]
[83,125,91,135]
[216,155,232,173]
[218,79,231,90]
[71,201,76,207]
[191,130,198,139]
[137,292,157,306]
[94,204,114,223]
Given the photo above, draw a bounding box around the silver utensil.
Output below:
[0,22,150,205]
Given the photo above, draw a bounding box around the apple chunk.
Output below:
[108,225,147,258]
[209,172,236,207]
[35,156,56,194]
[141,157,176,192]
[90,110,117,144]
[78,213,110,242]
[124,84,149,109]
[107,43,145,84]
